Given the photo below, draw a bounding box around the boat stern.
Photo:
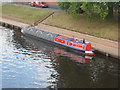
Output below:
[85,51,94,56]
[85,42,94,56]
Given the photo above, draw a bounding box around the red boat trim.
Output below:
[54,35,94,55]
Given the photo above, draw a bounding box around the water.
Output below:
[0,26,119,88]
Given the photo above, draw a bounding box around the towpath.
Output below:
[0,17,28,27]
[36,23,119,58]
[0,17,119,58]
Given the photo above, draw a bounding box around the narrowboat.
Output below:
[22,26,94,56]
[54,35,94,56]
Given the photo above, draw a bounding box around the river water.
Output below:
[0,26,119,88]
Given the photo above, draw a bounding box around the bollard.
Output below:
[106,53,109,57]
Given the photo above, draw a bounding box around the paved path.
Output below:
[36,23,119,58]
[0,18,28,27]
[0,17,119,58]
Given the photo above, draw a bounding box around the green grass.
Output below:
[1,4,53,23]
[43,12,118,41]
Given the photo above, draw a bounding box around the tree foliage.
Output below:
[58,2,119,21]
[58,2,84,18]
[58,2,71,12]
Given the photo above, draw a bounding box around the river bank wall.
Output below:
[0,17,119,59]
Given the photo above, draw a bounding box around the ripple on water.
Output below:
[0,26,119,88]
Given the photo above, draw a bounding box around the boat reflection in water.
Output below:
[54,48,94,64]
[23,34,94,64]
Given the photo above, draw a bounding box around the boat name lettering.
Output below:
[54,38,84,49]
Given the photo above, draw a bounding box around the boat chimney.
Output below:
[83,39,85,43]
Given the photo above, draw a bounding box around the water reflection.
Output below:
[54,47,93,63]
[0,26,119,88]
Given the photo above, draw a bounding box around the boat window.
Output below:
[75,40,80,43]
[41,2,46,4]
[38,2,45,4]
[69,38,74,41]
[69,38,80,42]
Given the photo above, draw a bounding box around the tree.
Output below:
[82,2,119,20]
[58,2,119,21]
[107,2,119,17]
[58,2,84,18]
[58,2,71,12]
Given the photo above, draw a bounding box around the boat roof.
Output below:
[57,35,79,42]
[58,35,69,39]
[57,35,91,44]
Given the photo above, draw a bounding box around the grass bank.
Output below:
[1,4,53,24]
[43,12,118,41]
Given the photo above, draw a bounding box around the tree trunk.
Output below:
[108,5,114,17]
